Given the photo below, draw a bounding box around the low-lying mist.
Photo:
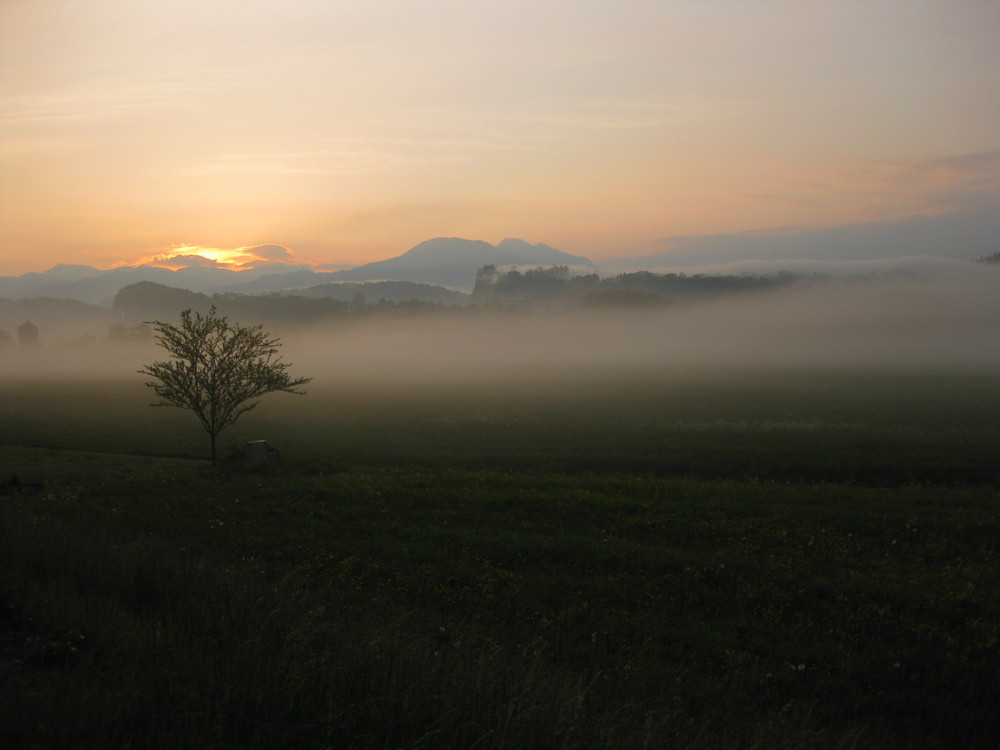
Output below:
[3,268,999,386]
[281,267,1000,386]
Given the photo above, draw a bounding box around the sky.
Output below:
[2,0,999,275]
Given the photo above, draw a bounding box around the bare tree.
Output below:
[139,306,311,465]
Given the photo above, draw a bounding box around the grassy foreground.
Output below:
[1,369,999,748]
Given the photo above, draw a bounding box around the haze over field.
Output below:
[4,265,998,384]
[2,1,999,274]
[2,2,997,383]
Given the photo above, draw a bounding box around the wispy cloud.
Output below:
[734,193,825,210]
[182,132,549,177]
[861,151,1000,182]
[719,149,1000,232]
[0,81,191,126]
[413,96,740,136]
[180,95,739,178]
[915,150,1000,173]
[0,64,244,132]
[182,148,464,177]
[0,134,77,156]
[856,151,1000,213]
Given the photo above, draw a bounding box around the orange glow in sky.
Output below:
[131,246,269,271]
[2,1,999,275]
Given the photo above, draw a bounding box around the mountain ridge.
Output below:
[0,238,594,301]
[330,237,595,290]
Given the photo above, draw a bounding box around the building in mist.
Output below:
[18,320,39,347]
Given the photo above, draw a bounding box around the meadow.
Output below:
[2,365,999,748]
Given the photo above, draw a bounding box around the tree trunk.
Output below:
[210,432,217,467]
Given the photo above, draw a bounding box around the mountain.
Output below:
[331,237,595,290]
[296,279,468,304]
[0,264,103,298]
[2,238,591,301]
[113,281,212,325]
[0,263,338,304]
[0,264,222,303]
[111,278,467,326]
[26,266,192,304]
[495,238,594,266]
[112,282,358,329]
[217,270,335,295]
[0,296,112,341]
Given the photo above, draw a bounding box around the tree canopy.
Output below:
[139,306,310,465]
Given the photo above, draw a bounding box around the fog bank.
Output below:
[3,268,998,384]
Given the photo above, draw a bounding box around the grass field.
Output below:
[5,364,1000,483]
[2,366,999,748]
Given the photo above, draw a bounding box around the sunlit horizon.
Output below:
[2,1,999,276]
[119,244,318,273]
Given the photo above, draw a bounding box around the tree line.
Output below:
[471,265,804,308]
[5,266,813,341]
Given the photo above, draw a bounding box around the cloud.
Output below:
[914,150,1000,174]
[130,244,305,271]
[636,202,1000,267]
[0,78,215,127]
[180,95,731,179]
[855,151,1000,212]
[158,254,227,270]
[713,150,1000,233]
[245,245,293,262]
[736,193,824,210]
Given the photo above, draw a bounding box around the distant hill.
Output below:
[0,264,104,299]
[0,238,587,301]
[0,296,112,341]
[219,270,337,295]
[113,282,212,325]
[331,238,596,290]
[0,262,339,304]
[112,278,469,328]
[470,265,802,310]
[297,279,467,305]
[112,282,355,328]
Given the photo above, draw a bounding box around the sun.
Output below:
[184,247,248,265]
[130,245,267,271]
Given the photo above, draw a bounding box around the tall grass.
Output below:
[2,367,998,747]
[2,450,997,748]
[1,498,675,749]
